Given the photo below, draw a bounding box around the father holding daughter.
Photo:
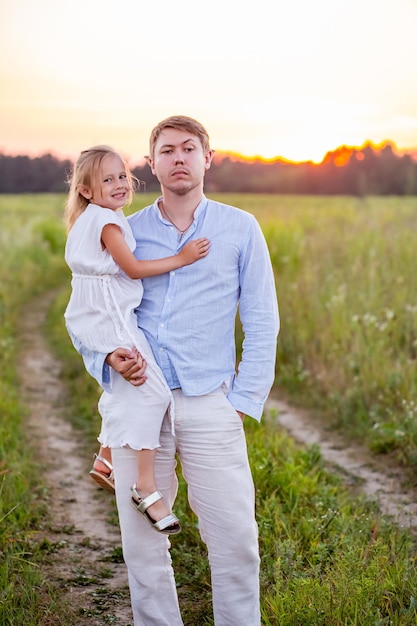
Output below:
[70,115,279,626]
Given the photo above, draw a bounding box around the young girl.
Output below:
[64,145,210,535]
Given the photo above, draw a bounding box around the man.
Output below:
[75,115,279,625]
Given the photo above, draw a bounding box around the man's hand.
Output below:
[237,411,245,421]
[105,347,147,386]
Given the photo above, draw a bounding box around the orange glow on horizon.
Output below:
[213,140,415,167]
[214,150,305,164]
[1,138,416,168]
[322,140,404,167]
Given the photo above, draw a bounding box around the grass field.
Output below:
[1,193,417,624]
[259,194,417,465]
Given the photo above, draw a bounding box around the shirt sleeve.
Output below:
[227,216,279,420]
[66,325,112,393]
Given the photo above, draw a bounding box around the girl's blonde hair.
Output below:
[64,145,135,233]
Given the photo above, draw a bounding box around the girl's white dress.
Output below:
[64,203,172,451]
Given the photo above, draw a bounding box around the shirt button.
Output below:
[160,322,165,327]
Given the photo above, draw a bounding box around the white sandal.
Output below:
[130,484,181,535]
[89,454,115,493]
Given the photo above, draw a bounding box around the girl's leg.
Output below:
[92,445,112,474]
[134,448,172,522]
[90,445,115,492]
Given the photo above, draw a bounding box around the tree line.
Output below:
[1,142,416,195]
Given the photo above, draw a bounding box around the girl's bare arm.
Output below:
[101,223,210,279]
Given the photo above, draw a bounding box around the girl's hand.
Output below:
[178,238,210,265]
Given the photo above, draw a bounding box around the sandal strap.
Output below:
[153,513,180,532]
[131,486,163,513]
[93,453,113,473]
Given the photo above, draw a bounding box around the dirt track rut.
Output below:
[19,292,133,625]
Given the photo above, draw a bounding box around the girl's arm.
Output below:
[101,223,210,279]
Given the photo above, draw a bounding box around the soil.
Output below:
[18,292,417,625]
[19,292,133,626]
[266,398,417,531]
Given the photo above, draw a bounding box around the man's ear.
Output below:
[78,184,92,200]
[144,155,156,175]
[204,149,215,170]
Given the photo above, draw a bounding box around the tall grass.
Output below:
[2,193,417,624]
[208,194,417,462]
[243,194,417,464]
[0,194,70,623]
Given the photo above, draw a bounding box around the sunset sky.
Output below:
[1,0,417,164]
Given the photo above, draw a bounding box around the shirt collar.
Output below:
[154,195,208,224]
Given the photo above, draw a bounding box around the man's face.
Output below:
[148,128,212,196]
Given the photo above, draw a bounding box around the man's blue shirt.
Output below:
[72,195,279,420]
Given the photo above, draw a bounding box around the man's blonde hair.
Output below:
[148,115,211,160]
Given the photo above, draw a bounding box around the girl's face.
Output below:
[86,153,131,211]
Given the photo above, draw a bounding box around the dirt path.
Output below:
[18,292,417,624]
[19,292,133,625]
[266,398,417,531]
